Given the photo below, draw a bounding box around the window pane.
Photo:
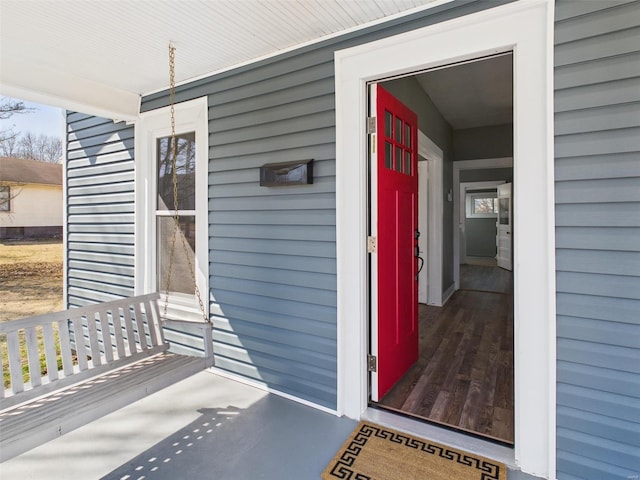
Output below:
[0,186,9,211]
[385,111,392,138]
[395,146,402,172]
[157,216,196,295]
[404,124,411,147]
[405,151,411,175]
[395,117,402,143]
[499,199,510,225]
[157,132,196,211]
[385,142,393,169]
[474,198,495,214]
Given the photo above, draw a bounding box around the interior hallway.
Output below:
[379,264,514,444]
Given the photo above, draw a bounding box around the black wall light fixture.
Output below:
[260,159,313,187]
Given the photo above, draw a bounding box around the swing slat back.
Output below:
[0,293,167,410]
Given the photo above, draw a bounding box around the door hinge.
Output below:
[368,354,377,372]
[367,236,377,253]
[366,117,376,134]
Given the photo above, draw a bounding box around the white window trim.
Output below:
[335,1,555,478]
[459,179,506,266]
[134,97,209,320]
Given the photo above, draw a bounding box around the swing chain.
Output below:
[162,43,209,323]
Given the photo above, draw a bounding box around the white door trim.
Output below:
[453,158,512,287]
[134,97,209,319]
[335,1,555,478]
[459,180,505,266]
[418,130,444,306]
[418,161,428,304]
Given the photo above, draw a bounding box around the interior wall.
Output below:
[381,76,455,295]
[466,217,497,257]
[460,167,512,183]
[453,124,513,160]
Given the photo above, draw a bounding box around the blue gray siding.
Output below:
[141,0,508,409]
[554,1,640,478]
[66,113,135,307]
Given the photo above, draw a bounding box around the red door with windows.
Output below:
[374,85,419,400]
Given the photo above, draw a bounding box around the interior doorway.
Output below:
[369,53,515,444]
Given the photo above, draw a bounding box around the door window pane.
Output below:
[385,111,392,138]
[499,198,510,225]
[157,132,196,211]
[405,151,412,175]
[385,142,393,169]
[395,146,403,172]
[157,216,196,294]
[395,117,402,143]
[404,124,411,147]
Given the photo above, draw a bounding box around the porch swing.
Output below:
[0,46,211,448]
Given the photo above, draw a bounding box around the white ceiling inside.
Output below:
[416,53,513,130]
[0,0,441,119]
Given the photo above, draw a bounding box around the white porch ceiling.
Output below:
[0,0,440,120]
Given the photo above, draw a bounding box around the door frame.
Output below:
[453,158,512,288]
[459,180,505,266]
[334,1,555,478]
[418,130,444,306]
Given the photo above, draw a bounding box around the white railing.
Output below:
[0,293,167,409]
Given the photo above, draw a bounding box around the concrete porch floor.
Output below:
[0,370,356,479]
[0,369,543,479]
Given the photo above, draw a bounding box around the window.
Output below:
[136,97,208,321]
[156,133,196,296]
[466,191,498,218]
[0,186,10,211]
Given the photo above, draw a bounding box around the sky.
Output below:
[1,97,64,139]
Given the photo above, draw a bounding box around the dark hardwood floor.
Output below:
[460,263,512,294]
[378,265,514,444]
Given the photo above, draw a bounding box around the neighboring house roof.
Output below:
[0,157,62,186]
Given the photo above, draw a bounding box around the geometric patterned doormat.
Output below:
[321,421,507,480]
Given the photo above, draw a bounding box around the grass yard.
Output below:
[0,240,63,322]
[1,240,64,388]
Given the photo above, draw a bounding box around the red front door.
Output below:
[375,85,419,400]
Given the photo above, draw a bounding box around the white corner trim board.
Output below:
[335,1,555,478]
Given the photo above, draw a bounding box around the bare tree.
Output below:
[0,135,19,157]
[0,98,33,119]
[1,98,62,163]
[8,132,63,163]
[43,136,63,163]
[0,97,34,143]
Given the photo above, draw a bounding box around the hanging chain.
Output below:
[162,43,209,323]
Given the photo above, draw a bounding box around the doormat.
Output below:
[321,421,506,480]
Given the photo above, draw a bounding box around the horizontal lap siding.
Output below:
[554,1,640,478]
[139,0,506,410]
[66,113,135,307]
[209,58,338,409]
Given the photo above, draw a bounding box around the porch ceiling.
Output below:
[0,0,440,120]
